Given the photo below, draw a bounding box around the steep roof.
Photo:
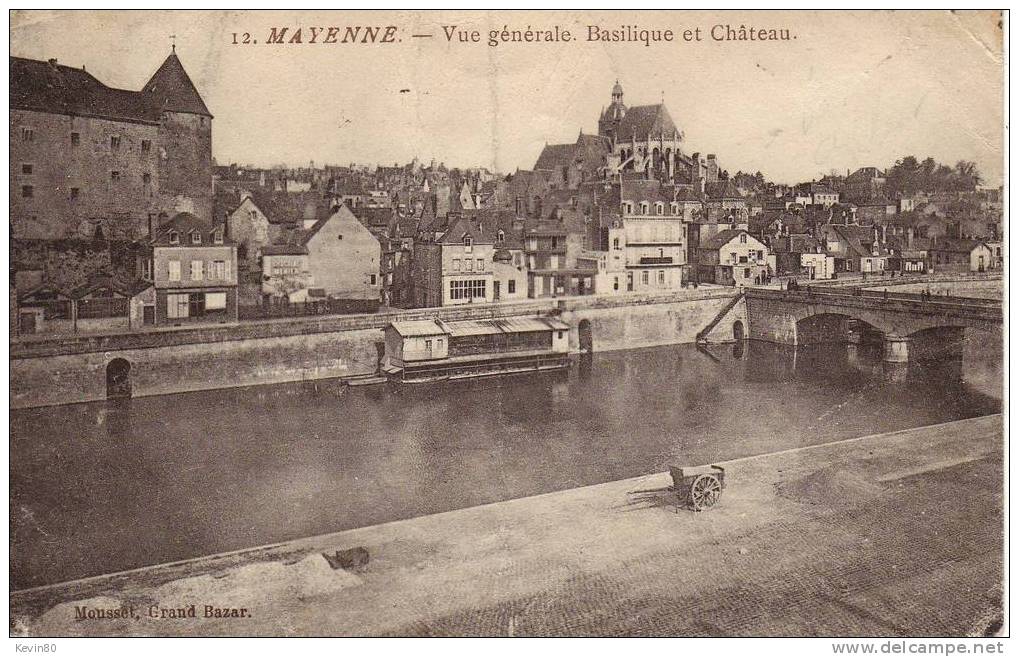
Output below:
[151,212,231,246]
[143,50,212,117]
[534,143,576,171]
[616,104,680,141]
[707,180,744,201]
[702,229,751,250]
[10,56,162,124]
[930,238,988,253]
[436,215,495,246]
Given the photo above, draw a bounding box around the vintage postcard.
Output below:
[7,8,1006,644]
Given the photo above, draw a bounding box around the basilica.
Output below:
[533,80,721,189]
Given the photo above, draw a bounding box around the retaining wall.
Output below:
[10,289,739,409]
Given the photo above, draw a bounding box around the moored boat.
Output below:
[382,316,571,383]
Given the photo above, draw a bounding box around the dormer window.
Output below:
[191,231,202,245]
[640,202,649,215]
[671,202,679,215]
[169,231,180,245]
[463,234,473,252]
[655,202,664,216]
[213,229,223,245]
[497,230,505,244]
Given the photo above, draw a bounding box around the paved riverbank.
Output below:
[11,415,1003,637]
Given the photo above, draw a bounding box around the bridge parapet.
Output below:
[745,288,1002,323]
[743,286,1002,348]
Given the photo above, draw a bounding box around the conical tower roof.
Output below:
[144,50,212,117]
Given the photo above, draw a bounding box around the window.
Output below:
[21,164,32,175]
[168,260,181,281]
[465,259,473,272]
[463,235,473,252]
[110,136,120,150]
[21,127,34,142]
[191,231,202,245]
[476,258,484,271]
[205,292,227,311]
[744,268,751,279]
[70,132,79,146]
[658,270,666,285]
[497,230,505,243]
[143,173,151,185]
[448,279,487,300]
[70,187,80,199]
[656,202,664,216]
[369,274,378,286]
[640,202,649,215]
[757,250,763,261]
[141,139,151,153]
[613,277,619,291]
[213,230,223,245]
[21,185,33,198]
[169,231,180,245]
[212,261,226,280]
[167,293,189,319]
[111,171,120,181]
[641,271,649,285]
[508,280,516,294]
[425,339,432,350]
[452,258,461,272]
[191,260,204,281]
[739,233,748,244]
[613,237,621,250]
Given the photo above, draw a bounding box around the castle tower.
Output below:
[145,48,214,221]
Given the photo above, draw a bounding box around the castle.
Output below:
[10,48,213,241]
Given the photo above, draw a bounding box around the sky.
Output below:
[10,10,1005,185]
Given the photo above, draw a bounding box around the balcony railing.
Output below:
[637,256,674,265]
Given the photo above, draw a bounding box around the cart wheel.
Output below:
[690,474,722,511]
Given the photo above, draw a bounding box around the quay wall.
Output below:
[10,289,739,409]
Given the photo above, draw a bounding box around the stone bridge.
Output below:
[742,287,1003,377]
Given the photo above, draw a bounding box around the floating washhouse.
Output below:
[381,316,571,383]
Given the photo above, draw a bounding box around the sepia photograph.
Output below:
[6,8,1007,645]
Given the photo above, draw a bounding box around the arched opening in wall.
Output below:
[795,313,884,376]
[106,358,132,399]
[578,319,594,354]
[732,320,745,341]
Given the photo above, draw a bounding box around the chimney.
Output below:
[47,58,58,68]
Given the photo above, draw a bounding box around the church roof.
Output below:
[616,104,680,141]
[144,50,212,117]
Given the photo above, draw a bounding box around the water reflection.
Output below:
[10,340,1001,589]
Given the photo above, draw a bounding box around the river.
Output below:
[10,339,1002,590]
